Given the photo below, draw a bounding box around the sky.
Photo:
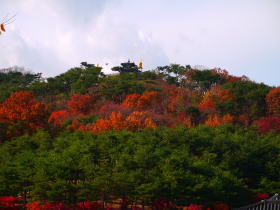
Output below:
[0,0,279,86]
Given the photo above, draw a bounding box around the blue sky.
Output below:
[0,0,279,86]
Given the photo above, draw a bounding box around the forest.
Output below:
[0,63,279,209]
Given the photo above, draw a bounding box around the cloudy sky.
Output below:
[0,0,279,85]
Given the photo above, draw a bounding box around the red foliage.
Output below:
[154,198,176,210]
[122,91,162,112]
[26,202,41,210]
[266,87,280,116]
[216,89,235,102]
[26,202,65,210]
[76,123,92,133]
[48,110,71,127]
[137,91,161,110]
[68,119,92,132]
[76,201,103,209]
[0,91,48,138]
[227,75,249,83]
[67,94,95,115]
[198,87,234,114]
[144,111,180,128]
[198,100,216,112]
[227,76,242,82]
[0,196,22,208]
[0,91,47,123]
[255,193,269,202]
[213,203,229,210]
[236,114,250,127]
[187,204,204,210]
[97,101,133,119]
[198,89,216,113]
[255,116,280,134]
[168,88,191,113]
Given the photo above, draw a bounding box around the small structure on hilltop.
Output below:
[111,60,142,73]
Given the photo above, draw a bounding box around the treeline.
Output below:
[0,126,279,207]
[0,63,279,142]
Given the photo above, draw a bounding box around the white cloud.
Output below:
[0,0,279,85]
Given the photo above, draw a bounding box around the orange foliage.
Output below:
[91,111,156,133]
[124,111,156,131]
[198,90,216,112]
[204,115,221,127]
[183,115,193,128]
[203,90,213,101]
[198,86,234,113]
[110,112,124,131]
[122,91,162,113]
[222,114,234,124]
[122,93,141,108]
[177,112,193,128]
[92,112,123,133]
[137,91,161,109]
[168,88,191,113]
[205,114,233,127]
[237,114,250,127]
[0,91,48,138]
[48,110,71,127]
[198,100,216,112]
[92,118,112,133]
[67,94,94,115]
[97,101,133,118]
[266,86,280,116]
[68,119,92,132]
[216,89,235,102]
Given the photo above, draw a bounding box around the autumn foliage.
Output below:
[26,202,65,210]
[205,114,234,127]
[266,86,280,116]
[48,110,71,127]
[92,112,123,133]
[92,111,156,133]
[67,94,95,115]
[255,116,280,134]
[0,196,22,208]
[198,87,234,113]
[122,93,141,108]
[254,193,270,202]
[122,91,162,111]
[0,91,48,139]
[186,204,204,210]
[168,88,191,113]
[124,111,156,131]
[198,99,216,113]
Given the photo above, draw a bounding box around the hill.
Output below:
[0,62,279,208]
